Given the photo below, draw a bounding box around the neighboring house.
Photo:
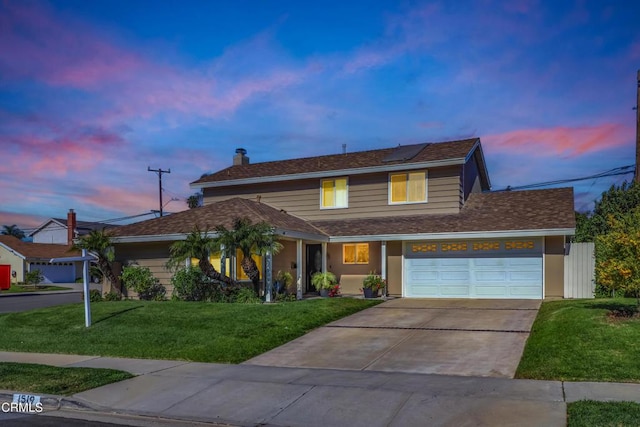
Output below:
[109,139,575,300]
[30,209,113,245]
[0,236,81,285]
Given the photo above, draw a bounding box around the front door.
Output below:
[306,244,322,292]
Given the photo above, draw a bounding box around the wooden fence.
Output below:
[564,242,595,299]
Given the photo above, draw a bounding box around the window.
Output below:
[343,243,369,264]
[321,178,348,209]
[190,254,230,273]
[389,171,427,204]
[236,249,263,281]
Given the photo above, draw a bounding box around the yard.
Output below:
[516,298,640,382]
[0,362,132,395]
[0,298,380,363]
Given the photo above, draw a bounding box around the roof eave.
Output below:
[0,242,26,259]
[190,158,467,190]
[328,228,576,243]
[464,139,491,190]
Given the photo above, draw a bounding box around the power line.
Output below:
[495,164,635,192]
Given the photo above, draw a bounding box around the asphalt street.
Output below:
[0,292,83,313]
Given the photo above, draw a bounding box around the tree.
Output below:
[595,207,640,303]
[213,218,282,296]
[166,227,235,287]
[575,181,640,242]
[72,229,121,295]
[1,224,25,239]
[187,193,202,209]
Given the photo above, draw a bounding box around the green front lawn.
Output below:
[568,400,640,427]
[0,362,133,395]
[516,298,640,382]
[1,284,71,293]
[0,299,379,363]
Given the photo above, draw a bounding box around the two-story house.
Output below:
[109,138,575,300]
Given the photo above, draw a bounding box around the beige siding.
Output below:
[115,242,174,298]
[544,236,565,298]
[271,241,298,294]
[203,167,462,221]
[386,241,403,296]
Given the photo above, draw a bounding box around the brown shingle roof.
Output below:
[0,236,80,260]
[311,188,576,237]
[192,138,479,185]
[109,198,327,238]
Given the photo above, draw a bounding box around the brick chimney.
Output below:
[233,148,250,166]
[67,209,76,245]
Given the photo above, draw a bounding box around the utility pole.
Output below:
[635,70,640,183]
[148,167,171,217]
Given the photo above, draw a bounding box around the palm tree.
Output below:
[166,227,235,286]
[72,229,120,294]
[214,218,282,296]
[2,224,25,239]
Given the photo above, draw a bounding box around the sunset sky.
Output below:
[1,0,637,233]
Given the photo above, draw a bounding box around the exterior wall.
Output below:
[386,241,403,296]
[203,166,462,220]
[324,242,381,294]
[544,236,565,298]
[32,223,68,245]
[115,242,173,297]
[271,240,298,294]
[0,246,25,283]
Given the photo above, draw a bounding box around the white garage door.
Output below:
[30,263,76,283]
[404,239,543,299]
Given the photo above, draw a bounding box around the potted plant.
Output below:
[311,272,337,297]
[362,272,385,298]
[275,270,293,295]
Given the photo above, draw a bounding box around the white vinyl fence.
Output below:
[564,242,595,299]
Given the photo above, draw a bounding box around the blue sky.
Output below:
[0,0,637,232]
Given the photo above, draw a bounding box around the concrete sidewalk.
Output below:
[2,352,640,426]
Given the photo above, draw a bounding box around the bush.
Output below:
[311,272,337,290]
[24,269,43,286]
[232,287,262,304]
[103,291,121,301]
[171,266,216,301]
[275,293,297,302]
[121,265,166,301]
[89,289,103,302]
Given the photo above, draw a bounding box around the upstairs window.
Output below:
[321,178,348,209]
[389,172,427,204]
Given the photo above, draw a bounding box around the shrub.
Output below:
[275,293,297,302]
[103,291,121,301]
[24,269,43,286]
[232,287,262,304]
[362,272,386,290]
[311,272,337,290]
[121,265,166,301]
[171,266,216,301]
[89,289,103,302]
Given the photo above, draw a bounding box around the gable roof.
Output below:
[109,197,328,242]
[29,218,115,237]
[0,236,80,260]
[310,188,576,239]
[191,138,486,189]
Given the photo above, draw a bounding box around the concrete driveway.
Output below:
[245,298,540,378]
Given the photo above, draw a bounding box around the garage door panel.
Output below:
[405,256,542,299]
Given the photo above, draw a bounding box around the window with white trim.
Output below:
[389,171,427,204]
[343,243,369,264]
[321,177,348,209]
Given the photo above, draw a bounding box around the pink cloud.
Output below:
[80,185,182,216]
[0,211,47,230]
[0,1,142,89]
[484,123,633,157]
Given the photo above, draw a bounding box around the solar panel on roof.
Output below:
[382,143,430,162]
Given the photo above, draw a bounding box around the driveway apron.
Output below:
[244,298,540,378]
